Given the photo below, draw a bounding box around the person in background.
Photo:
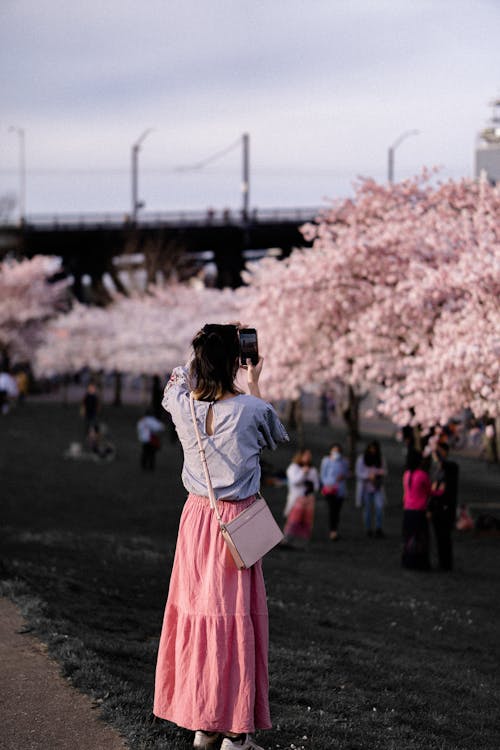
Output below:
[319,389,336,426]
[355,440,387,538]
[401,424,422,469]
[137,408,165,471]
[81,381,100,439]
[283,478,317,546]
[483,418,498,464]
[15,368,29,405]
[0,369,18,415]
[401,451,431,570]
[88,423,116,462]
[319,391,329,426]
[429,443,459,571]
[320,443,349,541]
[456,504,474,532]
[283,449,319,521]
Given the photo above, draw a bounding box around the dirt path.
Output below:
[0,595,128,750]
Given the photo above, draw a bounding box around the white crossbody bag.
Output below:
[189,393,284,569]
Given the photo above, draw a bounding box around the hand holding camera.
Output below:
[238,327,259,367]
[238,327,263,398]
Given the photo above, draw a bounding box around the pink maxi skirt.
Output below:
[153,493,271,733]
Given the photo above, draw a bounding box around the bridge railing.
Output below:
[1,206,323,230]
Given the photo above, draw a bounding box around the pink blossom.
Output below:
[0,256,69,363]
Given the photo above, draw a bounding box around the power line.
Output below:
[0,136,243,177]
[173,137,242,172]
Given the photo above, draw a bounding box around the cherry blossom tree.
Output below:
[377,220,500,427]
[241,172,500,456]
[34,283,244,382]
[29,172,500,454]
[343,176,500,429]
[0,255,69,367]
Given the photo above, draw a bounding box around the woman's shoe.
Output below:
[193,730,220,748]
[220,734,265,750]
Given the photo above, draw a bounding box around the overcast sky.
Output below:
[1,0,499,216]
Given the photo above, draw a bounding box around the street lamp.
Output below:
[388,129,420,183]
[241,132,250,221]
[8,125,26,223]
[131,129,153,222]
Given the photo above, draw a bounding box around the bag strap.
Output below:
[189,393,224,528]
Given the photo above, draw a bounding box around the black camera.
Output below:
[238,328,259,366]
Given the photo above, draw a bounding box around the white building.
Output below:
[475,98,500,185]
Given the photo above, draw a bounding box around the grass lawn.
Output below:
[1,401,499,750]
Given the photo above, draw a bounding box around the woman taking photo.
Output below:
[154,324,289,750]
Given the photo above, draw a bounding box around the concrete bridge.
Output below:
[0,206,320,296]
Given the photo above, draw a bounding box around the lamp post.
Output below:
[131,129,153,222]
[388,129,419,183]
[9,126,26,223]
[241,132,250,221]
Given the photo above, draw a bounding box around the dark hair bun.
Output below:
[190,324,240,401]
[204,331,226,369]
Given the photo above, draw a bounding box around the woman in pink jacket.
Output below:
[401,451,431,570]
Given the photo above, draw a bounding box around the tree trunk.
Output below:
[108,265,129,296]
[142,374,150,405]
[113,371,122,407]
[286,398,304,449]
[485,417,499,463]
[342,385,362,470]
[0,347,10,372]
[90,275,113,306]
[61,373,70,406]
[296,399,304,449]
[93,371,103,393]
